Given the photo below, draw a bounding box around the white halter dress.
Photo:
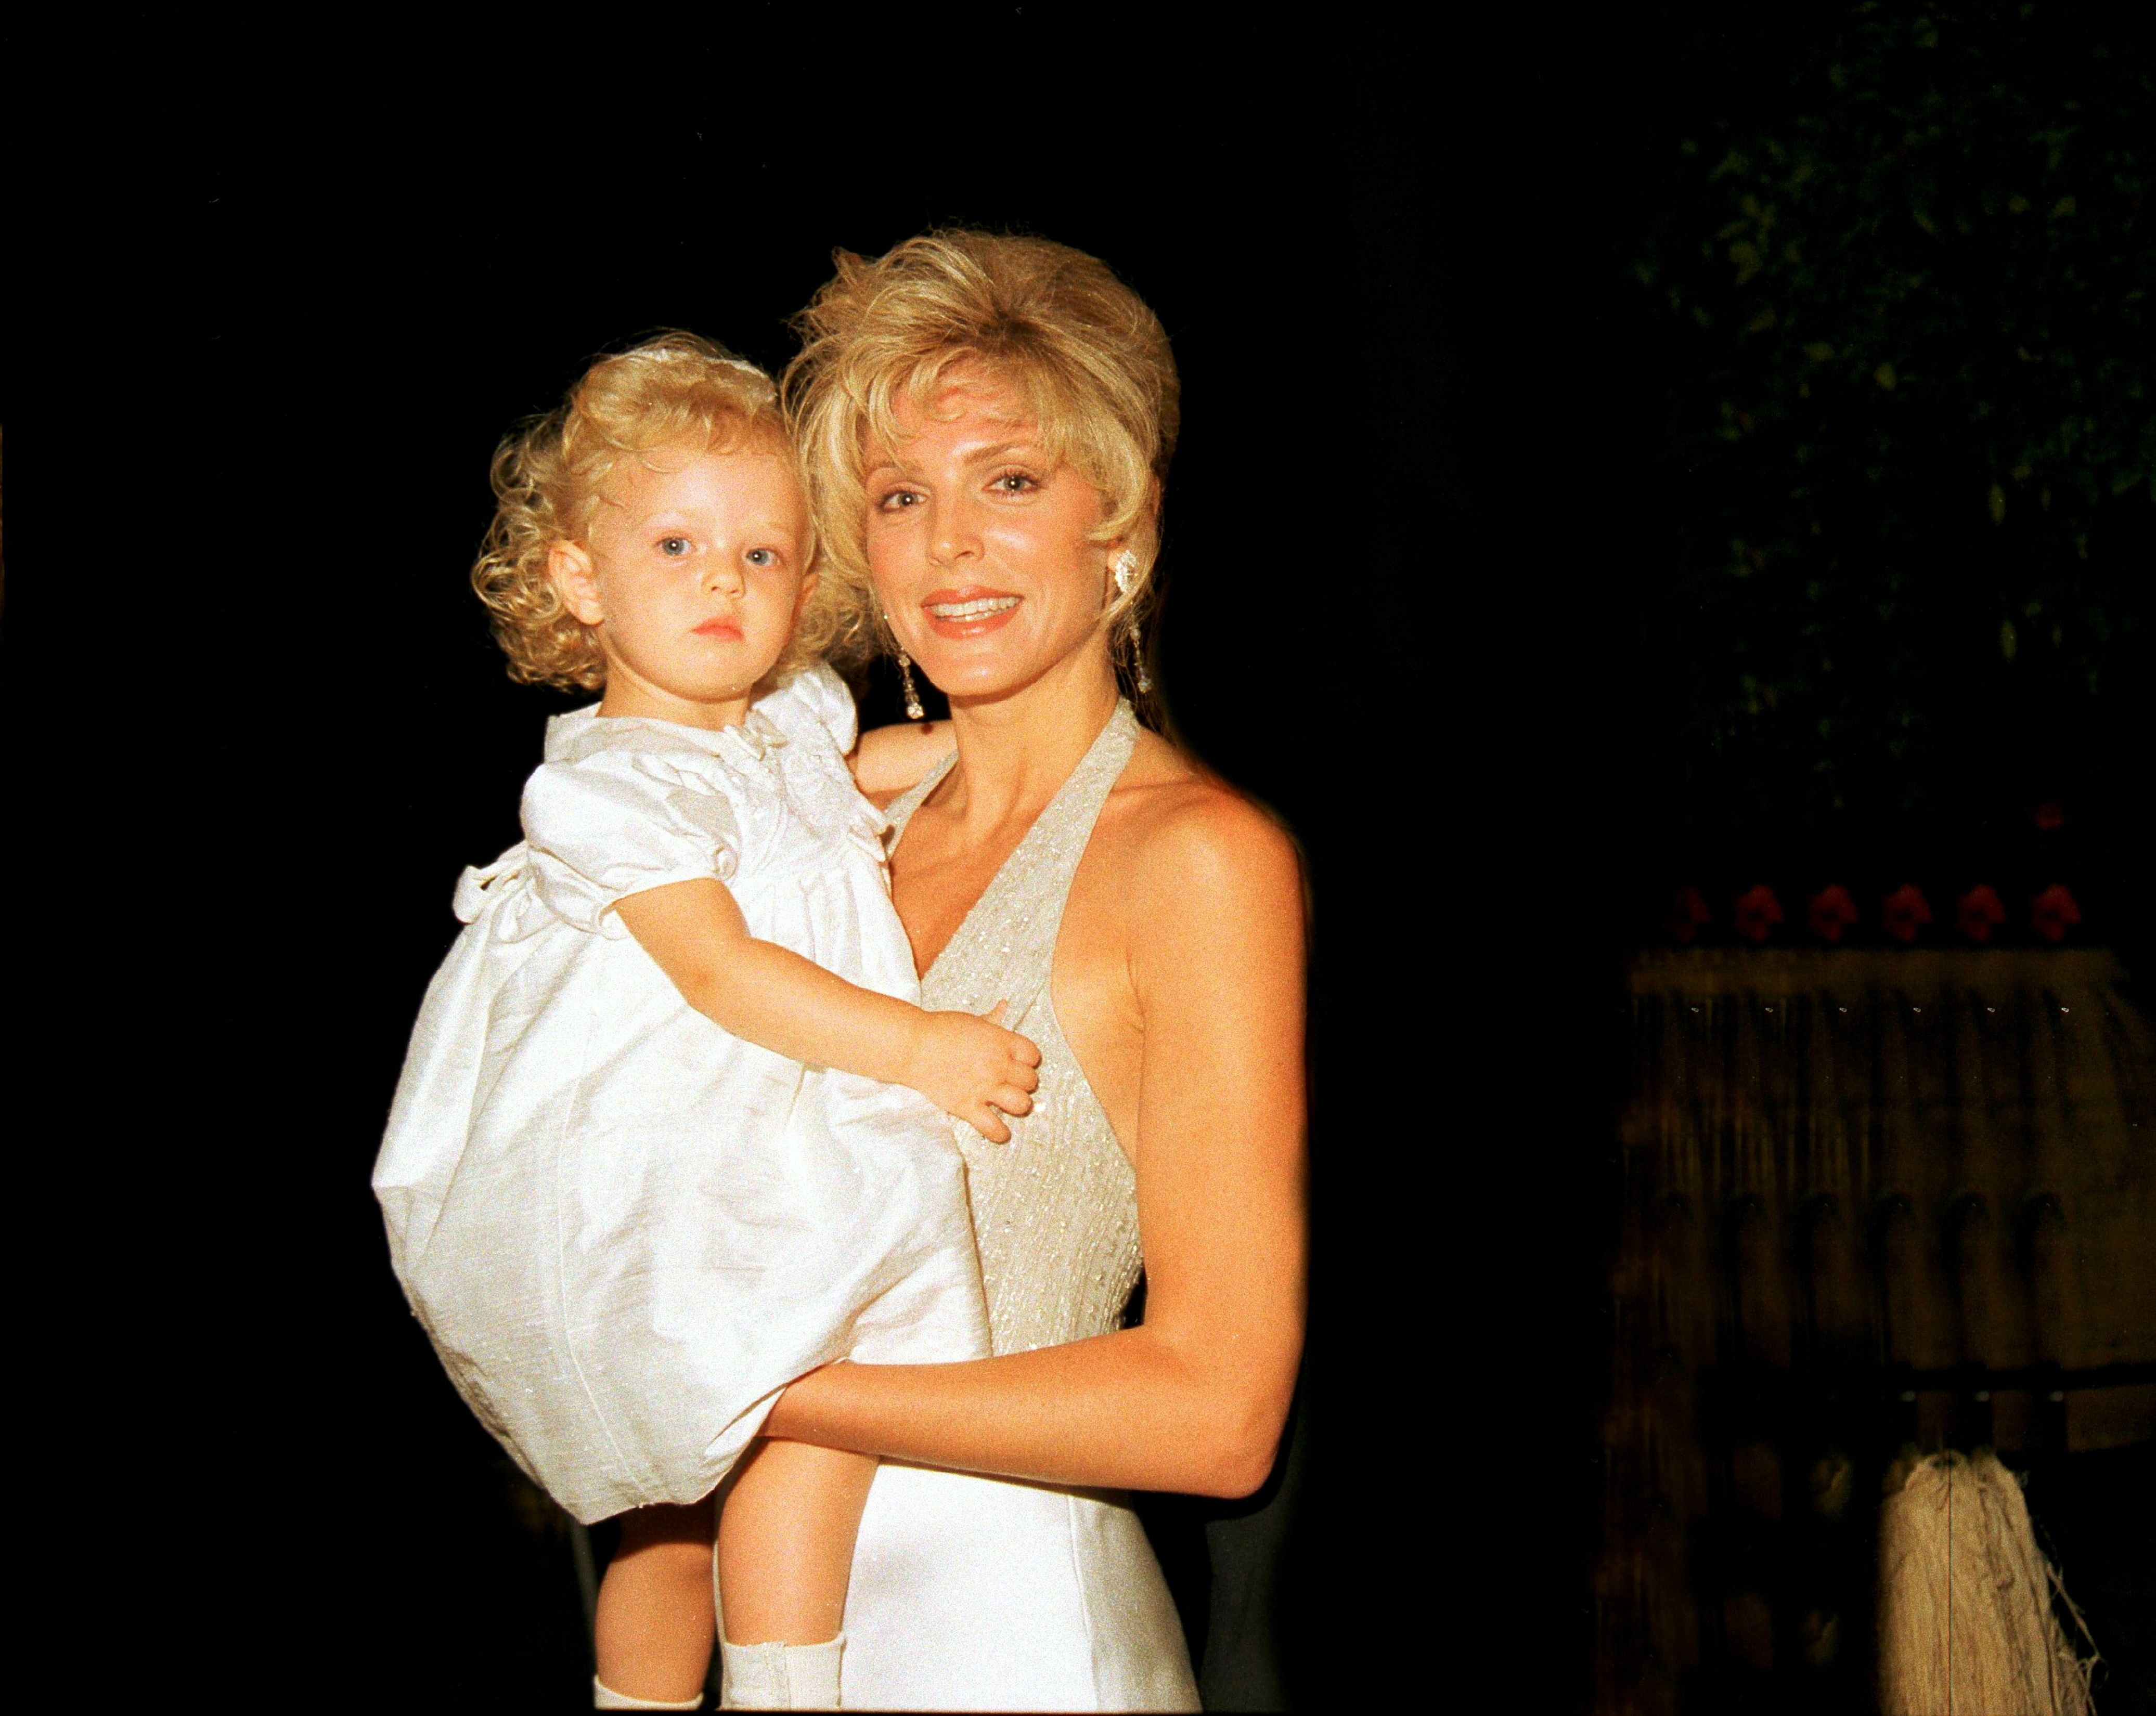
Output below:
[371,666,990,1525]
[800,702,1200,1712]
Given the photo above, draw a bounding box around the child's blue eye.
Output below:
[746,549,777,567]
[659,537,691,556]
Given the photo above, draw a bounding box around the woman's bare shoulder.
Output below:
[1111,731,1304,915]
[851,720,956,807]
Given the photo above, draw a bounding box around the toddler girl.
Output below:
[372,335,1032,1710]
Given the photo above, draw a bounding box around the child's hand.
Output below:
[909,1002,1042,1143]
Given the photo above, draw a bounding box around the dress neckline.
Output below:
[889,703,1137,987]
[545,701,787,763]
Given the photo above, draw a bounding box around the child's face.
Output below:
[550,438,813,729]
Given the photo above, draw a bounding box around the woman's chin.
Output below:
[918,633,1115,709]
[912,645,1024,700]
[929,670,1030,708]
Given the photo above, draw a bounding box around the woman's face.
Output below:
[863,367,1118,706]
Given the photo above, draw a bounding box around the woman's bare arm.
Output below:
[615,880,1038,1141]
[763,794,1308,1499]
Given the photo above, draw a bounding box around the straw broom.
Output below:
[1877,1450,2099,1715]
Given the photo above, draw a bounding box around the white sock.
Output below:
[592,1672,705,1709]
[719,1634,844,1709]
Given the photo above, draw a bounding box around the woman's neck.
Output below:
[937,647,1120,836]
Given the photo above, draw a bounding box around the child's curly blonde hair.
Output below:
[473,333,868,692]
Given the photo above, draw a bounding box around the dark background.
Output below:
[8,8,2145,1710]
[9,33,1529,1708]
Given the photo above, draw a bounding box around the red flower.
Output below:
[1956,884,2007,943]
[2033,802,2066,830]
[2031,883,2082,943]
[1808,884,1858,943]
[1667,885,1711,943]
[1882,883,1933,943]
[1735,884,1785,942]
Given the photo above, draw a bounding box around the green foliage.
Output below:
[1627,5,2152,840]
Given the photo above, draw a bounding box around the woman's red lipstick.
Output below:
[920,587,1023,639]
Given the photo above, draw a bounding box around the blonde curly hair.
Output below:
[473,332,866,692]
[783,230,1179,678]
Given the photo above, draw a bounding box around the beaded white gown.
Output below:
[784,703,1200,1712]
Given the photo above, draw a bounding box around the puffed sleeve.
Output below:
[520,748,742,937]
[756,662,859,757]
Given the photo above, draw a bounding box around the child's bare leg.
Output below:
[715,1439,877,1645]
[593,1497,717,1705]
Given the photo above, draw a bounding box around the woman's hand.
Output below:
[904,1003,1041,1142]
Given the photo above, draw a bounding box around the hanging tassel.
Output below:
[1877,1450,2097,1715]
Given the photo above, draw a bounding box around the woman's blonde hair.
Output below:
[783,229,1180,672]
[473,332,861,692]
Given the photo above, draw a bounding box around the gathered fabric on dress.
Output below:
[372,666,990,1526]
[823,701,1200,1713]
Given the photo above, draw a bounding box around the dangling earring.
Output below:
[896,649,926,721]
[883,609,927,721]
[1112,551,1152,695]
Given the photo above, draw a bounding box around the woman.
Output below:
[733,230,1308,1710]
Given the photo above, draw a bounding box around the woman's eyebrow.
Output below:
[865,437,1043,479]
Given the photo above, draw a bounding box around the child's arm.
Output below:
[848,721,955,809]
[613,878,1039,1141]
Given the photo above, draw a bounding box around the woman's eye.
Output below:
[659,537,691,557]
[878,488,922,511]
[991,471,1039,495]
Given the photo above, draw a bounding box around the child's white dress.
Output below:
[372,665,990,1525]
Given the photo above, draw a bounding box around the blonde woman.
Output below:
[754,231,1308,1710]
